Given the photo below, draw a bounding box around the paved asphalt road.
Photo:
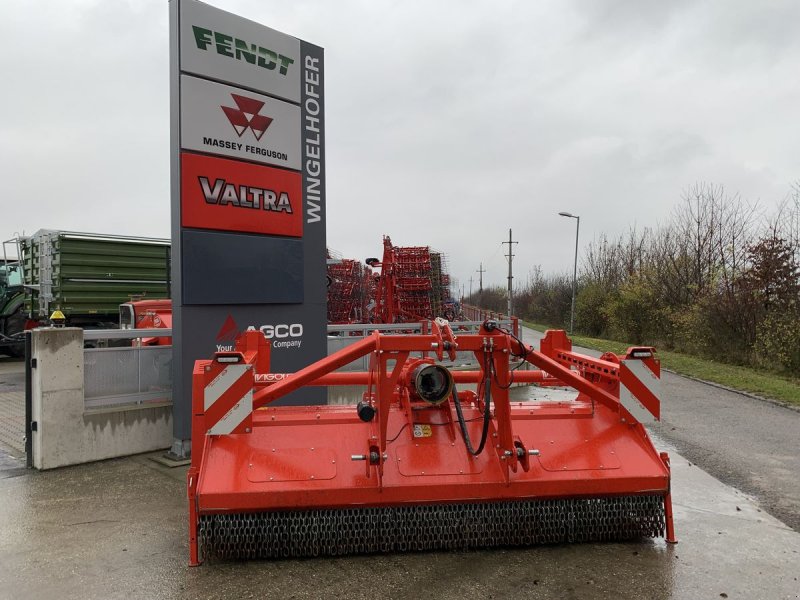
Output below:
[521,326,800,532]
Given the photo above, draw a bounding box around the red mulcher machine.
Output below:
[187,319,674,564]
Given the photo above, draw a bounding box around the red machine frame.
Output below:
[188,321,675,565]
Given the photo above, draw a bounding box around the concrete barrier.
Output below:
[30,328,172,470]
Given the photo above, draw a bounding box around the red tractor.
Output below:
[119,298,172,346]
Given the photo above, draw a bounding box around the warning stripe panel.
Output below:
[205,373,253,431]
[205,365,247,410]
[204,364,254,434]
[209,388,253,435]
[620,360,660,421]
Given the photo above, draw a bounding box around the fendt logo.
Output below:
[192,26,294,76]
[221,94,273,141]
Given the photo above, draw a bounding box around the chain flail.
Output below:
[199,495,666,560]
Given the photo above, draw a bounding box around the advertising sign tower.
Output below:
[169,0,326,457]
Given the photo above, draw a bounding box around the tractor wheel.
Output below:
[3,305,26,358]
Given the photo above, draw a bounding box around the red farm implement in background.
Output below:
[119,298,172,345]
[187,319,674,564]
[368,236,454,323]
[326,257,372,324]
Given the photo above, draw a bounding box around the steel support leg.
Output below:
[188,468,201,566]
[661,452,677,544]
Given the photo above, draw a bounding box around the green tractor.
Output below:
[0,260,25,357]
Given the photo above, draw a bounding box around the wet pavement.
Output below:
[0,437,797,600]
[0,359,24,454]
[1,337,799,599]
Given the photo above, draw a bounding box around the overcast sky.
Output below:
[2,0,798,292]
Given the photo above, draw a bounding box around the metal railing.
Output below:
[80,319,522,407]
[83,329,172,409]
[327,320,518,371]
[327,319,517,336]
[84,328,170,340]
[461,304,519,336]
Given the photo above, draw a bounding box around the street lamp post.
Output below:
[558,211,580,334]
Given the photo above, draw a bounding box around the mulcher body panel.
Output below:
[196,403,669,513]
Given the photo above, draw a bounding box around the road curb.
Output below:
[662,368,800,413]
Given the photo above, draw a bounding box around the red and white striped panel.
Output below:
[619,359,660,421]
[204,364,253,435]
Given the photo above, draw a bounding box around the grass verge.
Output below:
[522,321,800,407]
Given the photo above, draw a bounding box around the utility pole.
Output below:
[476,263,485,307]
[468,276,473,300]
[502,229,518,317]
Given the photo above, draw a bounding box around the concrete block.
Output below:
[35,389,85,470]
[33,328,84,392]
[30,327,173,470]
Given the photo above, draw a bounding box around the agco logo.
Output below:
[249,324,304,350]
[221,94,273,140]
[215,314,239,352]
[253,324,303,339]
[215,316,303,351]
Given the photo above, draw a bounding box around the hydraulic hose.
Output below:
[452,353,492,456]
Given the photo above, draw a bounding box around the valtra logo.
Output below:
[221,94,273,141]
[181,153,303,238]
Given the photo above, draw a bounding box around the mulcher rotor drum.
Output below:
[200,495,666,560]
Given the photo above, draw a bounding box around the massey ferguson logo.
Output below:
[221,94,273,140]
[199,177,293,213]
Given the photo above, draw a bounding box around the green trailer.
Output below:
[0,230,170,356]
